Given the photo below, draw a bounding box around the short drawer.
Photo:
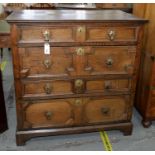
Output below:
[20,26,76,43]
[18,46,136,78]
[19,25,138,44]
[21,96,130,129]
[86,26,137,43]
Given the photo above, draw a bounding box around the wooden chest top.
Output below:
[6,10,147,23]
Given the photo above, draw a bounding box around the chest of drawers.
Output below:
[135,52,155,127]
[7,10,147,145]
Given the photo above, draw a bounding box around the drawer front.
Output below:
[19,46,136,77]
[22,80,72,97]
[22,96,129,129]
[86,26,137,42]
[86,79,130,93]
[22,78,130,98]
[19,25,137,43]
[22,98,86,129]
[23,99,74,129]
[84,96,129,124]
[19,47,72,77]
[86,46,136,75]
[20,26,85,42]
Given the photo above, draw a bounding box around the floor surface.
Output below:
[0,49,155,151]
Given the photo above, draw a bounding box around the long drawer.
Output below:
[21,96,130,129]
[21,78,131,98]
[19,25,138,44]
[18,46,136,78]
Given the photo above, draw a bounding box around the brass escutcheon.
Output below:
[76,48,85,56]
[104,81,112,90]
[74,99,82,106]
[43,30,50,41]
[108,30,116,41]
[75,79,84,87]
[44,83,52,94]
[77,26,84,33]
[43,59,52,69]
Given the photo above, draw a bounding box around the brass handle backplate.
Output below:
[44,83,52,94]
[75,79,84,87]
[74,79,85,94]
[101,107,110,115]
[105,58,113,67]
[108,30,116,41]
[74,99,82,106]
[43,30,50,41]
[44,111,53,120]
[76,48,85,56]
[43,59,52,69]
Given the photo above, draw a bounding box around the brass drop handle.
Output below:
[43,59,52,69]
[44,83,52,94]
[105,58,113,67]
[76,48,85,56]
[101,107,110,115]
[44,111,53,120]
[43,30,50,41]
[108,30,116,41]
[74,99,82,106]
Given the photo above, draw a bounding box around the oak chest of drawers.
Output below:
[6,10,147,145]
[135,52,155,127]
